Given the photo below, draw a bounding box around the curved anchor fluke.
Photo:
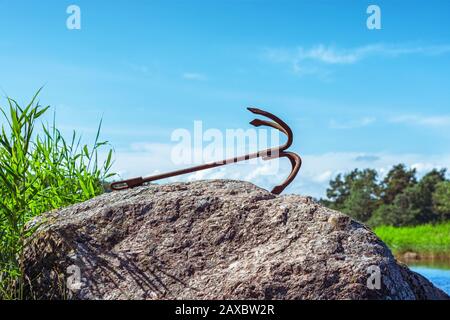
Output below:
[248,107,302,194]
[248,107,293,151]
[270,152,302,195]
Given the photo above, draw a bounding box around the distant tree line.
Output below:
[320,164,450,227]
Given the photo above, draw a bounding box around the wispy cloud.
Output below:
[390,114,450,127]
[294,152,450,198]
[264,43,450,76]
[354,155,380,162]
[108,142,450,199]
[182,72,207,81]
[329,117,376,129]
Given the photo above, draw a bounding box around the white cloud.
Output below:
[129,142,173,153]
[292,64,331,80]
[293,152,450,198]
[264,43,450,76]
[390,114,450,128]
[329,117,376,129]
[300,44,363,64]
[354,155,380,162]
[182,72,207,81]
[105,145,450,200]
[411,162,444,173]
[313,170,333,183]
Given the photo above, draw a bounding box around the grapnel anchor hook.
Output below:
[111,107,302,195]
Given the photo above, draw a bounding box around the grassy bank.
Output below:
[374,222,450,256]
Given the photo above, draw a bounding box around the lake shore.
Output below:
[397,253,450,269]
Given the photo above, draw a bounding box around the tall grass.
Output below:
[0,90,114,299]
[374,222,450,255]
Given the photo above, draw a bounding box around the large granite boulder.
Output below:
[23,180,449,300]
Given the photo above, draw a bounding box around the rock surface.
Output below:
[24,180,449,300]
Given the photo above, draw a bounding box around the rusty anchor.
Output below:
[111,107,302,195]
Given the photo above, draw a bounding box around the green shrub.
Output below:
[0,90,114,299]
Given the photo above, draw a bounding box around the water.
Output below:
[409,266,450,295]
[402,258,450,296]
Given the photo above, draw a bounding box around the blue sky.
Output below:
[1,0,450,197]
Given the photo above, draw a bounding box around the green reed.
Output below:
[0,89,114,299]
[374,222,450,255]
